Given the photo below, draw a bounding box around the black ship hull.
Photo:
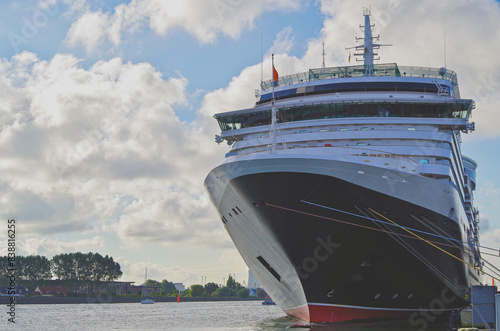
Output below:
[218,169,477,323]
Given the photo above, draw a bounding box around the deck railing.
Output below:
[261,63,458,92]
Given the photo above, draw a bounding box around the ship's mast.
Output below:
[347,8,391,76]
[362,9,375,76]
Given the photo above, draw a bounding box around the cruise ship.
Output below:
[204,10,482,323]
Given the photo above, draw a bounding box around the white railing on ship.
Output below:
[228,145,419,164]
[260,65,457,90]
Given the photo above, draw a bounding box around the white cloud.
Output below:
[117,258,200,286]
[66,9,109,53]
[266,26,295,57]
[64,0,307,52]
[0,235,105,256]
[0,51,227,251]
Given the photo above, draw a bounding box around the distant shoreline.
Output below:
[0,296,263,305]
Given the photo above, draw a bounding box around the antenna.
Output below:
[260,32,263,89]
[322,42,326,69]
[443,16,447,68]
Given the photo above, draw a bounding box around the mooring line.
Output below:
[262,200,500,281]
[368,208,500,282]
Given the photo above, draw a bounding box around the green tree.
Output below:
[203,282,219,297]
[22,255,52,280]
[73,252,92,280]
[89,253,105,281]
[226,274,236,289]
[1,255,50,280]
[161,279,177,295]
[145,279,162,287]
[51,253,76,279]
[0,256,10,277]
[51,252,122,281]
[212,286,235,297]
[237,288,250,298]
[226,274,243,291]
[102,255,122,281]
[189,284,204,297]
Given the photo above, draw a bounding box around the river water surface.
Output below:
[4,300,450,330]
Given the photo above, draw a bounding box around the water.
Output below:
[6,301,284,330]
[4,301,450,330]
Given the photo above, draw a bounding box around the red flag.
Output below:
[273,65,279,82]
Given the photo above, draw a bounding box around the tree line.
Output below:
[183,275,251,298]
[0,252,122,281]
[142,275,254,298]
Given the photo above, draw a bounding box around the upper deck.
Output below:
[258,63,460,104]
[261,63,458,90]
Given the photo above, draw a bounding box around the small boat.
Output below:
[141,297,155,304]
[262,297,276,305]
[141,267,155,304]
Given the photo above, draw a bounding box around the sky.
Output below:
[1,0,500,288]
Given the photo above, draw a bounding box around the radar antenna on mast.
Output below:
[321,42,326,69]
[346,8,392,76]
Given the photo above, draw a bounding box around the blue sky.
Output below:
[1,0,500,287]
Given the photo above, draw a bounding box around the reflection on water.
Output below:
[308,318,449,331]
[257,316,450,331]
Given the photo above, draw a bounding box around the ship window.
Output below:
[339,128,348,131]
[216,100,471,132]
[357,142,368,146]
[319,129,328,132]
[236,206,242,213]
[361,127,372,131]
[420,159,429,164]
[232,208,239,215]
[256,256,281,281]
